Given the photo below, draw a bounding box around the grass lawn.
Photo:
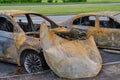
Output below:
[0,4,120,14]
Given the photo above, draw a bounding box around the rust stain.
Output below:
[52,27,69,33]
[48,29,55,40]
[14,33,26,49]
[49,27,69,40]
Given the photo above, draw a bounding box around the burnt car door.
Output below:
[0,16,17,62]
[94,16,113,48]
[110,19,120,48]
[96,16,120,48]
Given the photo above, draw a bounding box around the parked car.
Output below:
[0,10,58,73]
[58,11,120,52]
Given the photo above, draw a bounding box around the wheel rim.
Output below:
[24,53,42,73]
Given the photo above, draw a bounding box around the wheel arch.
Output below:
[18,46,49,70]
[19,48,42,66]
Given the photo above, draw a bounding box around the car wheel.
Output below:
[24,53,43,73]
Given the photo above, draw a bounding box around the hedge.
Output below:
[0,0,87,3]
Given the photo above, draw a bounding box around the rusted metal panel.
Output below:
[40,22,102,79]
[14,33,26,49]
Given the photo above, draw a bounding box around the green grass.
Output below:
[87,0,120,2]
[0,4,120,14]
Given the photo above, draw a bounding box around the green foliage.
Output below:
[48,0,53,3]
[71,0,86,2]
[0,0,86,3]
[62,0,86,2]
[0,0,11,3]
[87,0,120,2]
[38,0,42,2]
[0,0,119,4]
[0,0,41,3]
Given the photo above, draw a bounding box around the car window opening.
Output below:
[14,14,51,33]
[99,16,120,29]
[73,16,95,27]
[0,17,14,32]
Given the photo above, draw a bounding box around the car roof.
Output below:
[0,10,37,16]
[76,11,120,17]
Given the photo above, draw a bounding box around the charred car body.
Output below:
[0,10,119,79]
[0,10,58,73]
[59,11,120,52]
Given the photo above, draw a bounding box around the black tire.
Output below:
[24,52,43,73]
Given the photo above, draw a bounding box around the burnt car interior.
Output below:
[72,15,120,29]
[73,16,95,27]
[99,16,120,29]
[12,14,53,37]
[13,14,52,33]
[14,14,39,32]
[55,28,87,40]
[0,13,58,39]
[0,17,13,32]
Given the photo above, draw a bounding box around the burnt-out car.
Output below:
[0,10,58,73]
[59,11,120,52]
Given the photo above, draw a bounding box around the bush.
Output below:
[0,0,86,4]
[48,0,53,3]
[81,0,86,2]
[73,0,87,2]
[0,0,43,3]
[63,0,86,2]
